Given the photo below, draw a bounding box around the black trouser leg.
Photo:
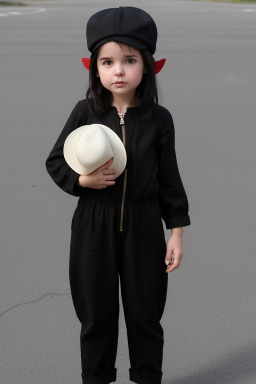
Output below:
[69,201,168,384]
[69,204,119,384]
[118,204,168,384]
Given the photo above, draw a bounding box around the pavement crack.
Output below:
[0,291,71,318]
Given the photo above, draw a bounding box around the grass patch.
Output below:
[0,1,27,5]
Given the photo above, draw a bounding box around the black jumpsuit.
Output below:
[45,99,191,384]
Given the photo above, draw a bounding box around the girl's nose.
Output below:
[114,64,124,77]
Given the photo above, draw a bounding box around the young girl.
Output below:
[45,6,191,384]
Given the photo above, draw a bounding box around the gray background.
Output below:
[1,0,256,383]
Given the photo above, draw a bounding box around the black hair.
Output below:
[86,44,158,121]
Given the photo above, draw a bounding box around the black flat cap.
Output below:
[86,6,158,55]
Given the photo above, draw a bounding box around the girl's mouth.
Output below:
[114,82,126,86]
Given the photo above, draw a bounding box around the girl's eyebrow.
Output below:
[99,55,138,61]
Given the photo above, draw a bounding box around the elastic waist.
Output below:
[78,190,158,206]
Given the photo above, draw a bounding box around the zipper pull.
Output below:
[118,113,126,125]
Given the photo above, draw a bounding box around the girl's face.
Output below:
[96,41,146,101]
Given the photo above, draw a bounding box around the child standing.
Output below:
[45,6,191,384]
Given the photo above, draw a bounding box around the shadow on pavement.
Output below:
[164,343,256,384]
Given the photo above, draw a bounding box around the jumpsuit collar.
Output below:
[108,105,141,119]
[108,105,141,113]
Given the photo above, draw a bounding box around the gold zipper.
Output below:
[118,112,127,231]
[122,125,126,146]
[120,169,127,231]
[118,112,125,125]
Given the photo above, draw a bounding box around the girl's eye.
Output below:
[102,59,136,66]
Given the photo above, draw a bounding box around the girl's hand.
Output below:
[77,158,118,189]
[165,231,183,273]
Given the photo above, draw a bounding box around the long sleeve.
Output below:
[156,109,191,229]
[45,100,87,196]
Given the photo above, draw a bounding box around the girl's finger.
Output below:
[102,169,117,175]
[105,174,117,181]
[102,158,113,168]
[167,259,174,267]
[94,181,115,188]
[104,181,115,186]
[166,264,175,273]
[166,259,179,273]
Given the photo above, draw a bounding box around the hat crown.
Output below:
[63,123,127,177]
[76,126,114,173]
[86,6,157,55]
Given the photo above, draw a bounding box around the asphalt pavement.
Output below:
[1,1,256,383]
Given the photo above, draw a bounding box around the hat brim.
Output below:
[92,36,151,54]
[63,124,127,177]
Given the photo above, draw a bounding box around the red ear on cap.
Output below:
[81,57,166,74]
[81,58,91,71]
[154,58,166,74]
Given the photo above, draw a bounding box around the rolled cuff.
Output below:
[129,368,162,384]
[81,367,116,384]
[164,215,191,229]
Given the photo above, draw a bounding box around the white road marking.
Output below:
[0,7,46,17]
[243,9,256,13]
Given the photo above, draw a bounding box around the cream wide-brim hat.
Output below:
[63,124,127,177]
